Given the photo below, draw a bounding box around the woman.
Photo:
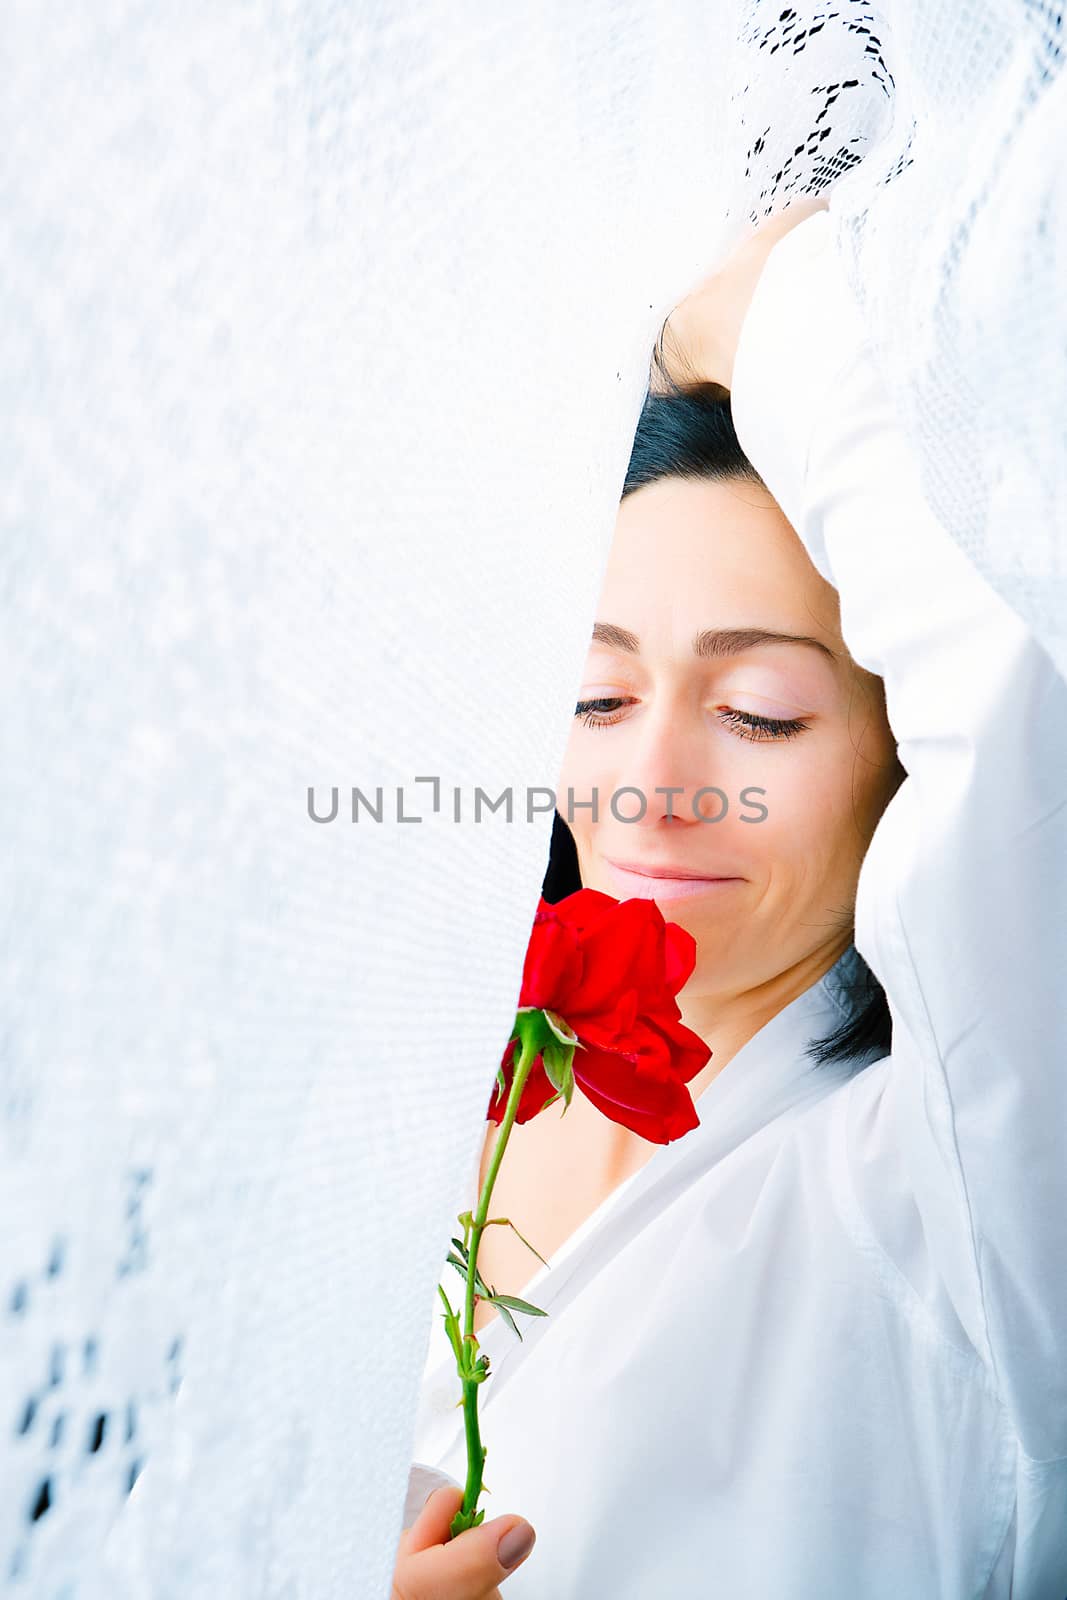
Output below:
[398,200,1067,1597]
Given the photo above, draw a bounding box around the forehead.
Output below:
[599,476,843,654]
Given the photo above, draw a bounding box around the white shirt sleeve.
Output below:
[730,209,1067,1465]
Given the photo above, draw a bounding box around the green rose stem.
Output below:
[442,1006,561,1539]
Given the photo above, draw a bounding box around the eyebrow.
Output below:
[591,621,838,663]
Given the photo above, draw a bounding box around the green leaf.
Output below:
[492,1300,521,1340]
[446,1253,492,1299]
[490,1293,549,1318]
[503,1219,551,1270]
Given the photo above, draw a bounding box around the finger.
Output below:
[401,1485,465,1554]
[396,1487,537,1599]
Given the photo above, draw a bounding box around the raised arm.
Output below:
[728,208,1067,1463]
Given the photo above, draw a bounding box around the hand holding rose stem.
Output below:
[435,889,714,1541]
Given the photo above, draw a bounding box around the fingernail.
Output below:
[497,1522,536,1570]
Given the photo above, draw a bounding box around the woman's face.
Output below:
[557,474,904,1007]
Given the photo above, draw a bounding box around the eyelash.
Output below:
[573,696,811,741]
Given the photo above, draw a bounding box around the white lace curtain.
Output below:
[2,2,1062,1594]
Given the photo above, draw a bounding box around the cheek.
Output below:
[557,727,598,798]
[748,734,862,880]
[555,727,605,849]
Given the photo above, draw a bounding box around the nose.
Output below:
[612,696,726,830]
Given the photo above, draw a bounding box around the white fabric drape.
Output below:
[2,3,1063,1595]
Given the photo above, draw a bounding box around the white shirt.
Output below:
[411,211,1067,1598]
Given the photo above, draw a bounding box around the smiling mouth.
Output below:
[601,858,746,901]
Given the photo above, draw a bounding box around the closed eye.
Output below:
[573,696,810,741]
[717,707,810,742]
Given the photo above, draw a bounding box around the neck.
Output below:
[677,933,852,1104]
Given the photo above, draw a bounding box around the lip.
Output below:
[602,857,746,901]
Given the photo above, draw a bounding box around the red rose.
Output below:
[488,888,711,1144]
